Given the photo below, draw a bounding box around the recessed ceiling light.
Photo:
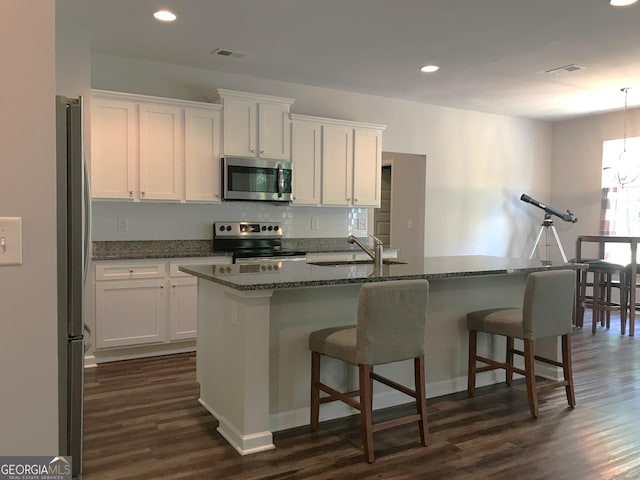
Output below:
[610,0,638,6]
[154,10,177,22]
[420,65,440,73]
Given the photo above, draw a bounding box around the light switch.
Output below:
[0,217,22,266]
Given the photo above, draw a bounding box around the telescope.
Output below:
[520,194,577,224]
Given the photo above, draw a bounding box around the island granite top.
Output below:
[179,255,583,291]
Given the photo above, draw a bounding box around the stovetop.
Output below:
[213,221,306,260]
[231,248,307,259]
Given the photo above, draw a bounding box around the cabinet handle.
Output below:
[129,191,134,197]
[129,269,134,273]
[141,191,145,197]
[260,150,264,154]
[172,284,176,288]
[354,198,358,202]
[160,285,164,289]
[250,149,256,153]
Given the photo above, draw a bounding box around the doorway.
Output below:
[376,152,427,259]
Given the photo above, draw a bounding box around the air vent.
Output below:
[545,64,586,75]
[210,48,247,59]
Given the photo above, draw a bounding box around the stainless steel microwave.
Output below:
[222,156,293,202]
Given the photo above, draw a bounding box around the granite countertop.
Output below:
[179,255,582,291]
[92,238,394,261]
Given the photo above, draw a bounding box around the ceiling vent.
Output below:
[210,48,247,59]
[545,64,586,75]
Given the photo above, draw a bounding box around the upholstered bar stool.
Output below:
[467,270,576,418]
[308,280,429,463]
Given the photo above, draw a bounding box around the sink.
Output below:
[307,259,407,266]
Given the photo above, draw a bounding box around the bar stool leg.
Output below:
[524,339,538,418]
[359,364,374,463]
[468,330,477,396]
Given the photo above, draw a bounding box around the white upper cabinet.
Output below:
[185,107,222,202]
[290,115,322,205]
[353,127,383,207]
[210,89,295,160]
[322,124,354,206]
[316,117,386,208]
[139,103,184,201]
[90,90,222,203]
[91,96,139,200]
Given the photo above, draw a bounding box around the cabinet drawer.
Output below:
[96,262,167,281]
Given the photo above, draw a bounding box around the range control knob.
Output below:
[261,226,267,231]
[219,226,225,232]
[268,226,273,231]
[274,225,280,232]
[226,225,232,231]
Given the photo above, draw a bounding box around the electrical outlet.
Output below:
[357,218,367,230]
[0,217,23,266]
[117,216,128,232]
[311,218,319,230]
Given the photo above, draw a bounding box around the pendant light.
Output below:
[604,87,639,186]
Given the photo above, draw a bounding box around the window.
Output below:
[601,136,640,263]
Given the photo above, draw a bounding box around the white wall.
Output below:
[0,1,58,454]
[552,107,640,260]
[91,54,554,256]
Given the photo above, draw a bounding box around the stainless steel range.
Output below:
[213,221,306,264]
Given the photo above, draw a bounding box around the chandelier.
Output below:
[603,87,640,186]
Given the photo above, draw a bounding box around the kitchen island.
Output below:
[180,256,579,456]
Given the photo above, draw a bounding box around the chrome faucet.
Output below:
[347,235,384,269]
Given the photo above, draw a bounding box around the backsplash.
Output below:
[91,201,370,241]
[92,237,368,260]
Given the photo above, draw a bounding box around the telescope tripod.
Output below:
[529,214,568,264]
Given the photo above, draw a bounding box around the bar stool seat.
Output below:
[308,279,429,463]
[467,270,576,418]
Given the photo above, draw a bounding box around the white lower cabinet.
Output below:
[94,257,230,351]
[95,278,167,348]
[169,277,198,341]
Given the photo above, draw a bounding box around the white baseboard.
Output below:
[199,398,275,455]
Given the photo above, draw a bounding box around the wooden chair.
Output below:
[467,269,576,418]
[308,279,429,463]
[576,260,628,334]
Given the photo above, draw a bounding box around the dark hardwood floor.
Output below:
[82,314,640,479]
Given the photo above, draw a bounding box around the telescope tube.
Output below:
[520,194,577,223]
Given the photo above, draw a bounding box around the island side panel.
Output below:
[197,279,275,455]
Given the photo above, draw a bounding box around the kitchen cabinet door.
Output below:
[221,95,257,157]
[291,118,321,205]
[353,127,383,207]
[95,279,168,348]
[321,124,354,206]
[139,103,184,201]
[169,277,198,340]
[258,101,291,160]
[185,106,222,202]
[91,97,138,200]
[214,89,294,159]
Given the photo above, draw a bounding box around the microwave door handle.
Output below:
[277,164,284,198]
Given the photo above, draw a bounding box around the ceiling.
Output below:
[84,0,640,121]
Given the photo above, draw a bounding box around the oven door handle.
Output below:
[277,164,284,198]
